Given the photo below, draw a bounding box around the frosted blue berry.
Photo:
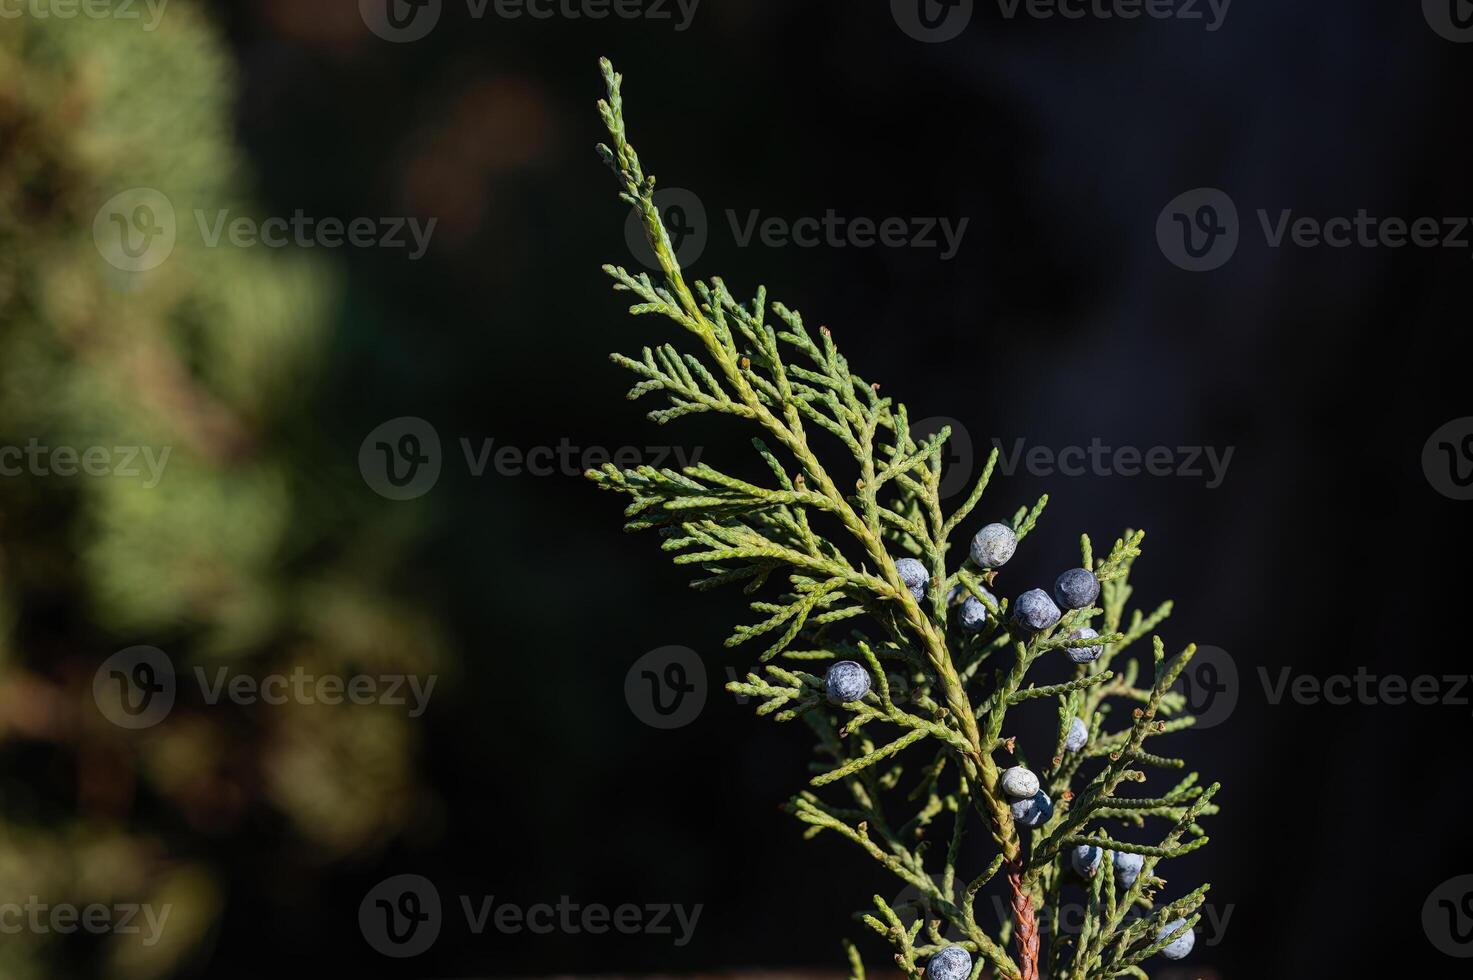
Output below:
[957,596,988,632]
[1064,717,1089,752]
[1013,589,1061,632]
[1000,766,1039,799]
[1113,851,1144,888]
[1053,567,1100,610]
[1156,918,1195,960]
[1067,627,1104,664]
[825,661,871,704]
[1010,789,1053,828]
[969,522,1016,568]
[895,557,929,601]
[949,583,995,625]
[1070,843,1103,876]
[925,945,972,980]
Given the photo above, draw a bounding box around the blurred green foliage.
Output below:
[0,4,447,976]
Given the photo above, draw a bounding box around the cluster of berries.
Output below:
[999,764,1051,829]
[860,522,1103,646]
[825,524,1194,967]
[1066,846,1193,957]
[924,917,1192,978]
[969,523,1104,661]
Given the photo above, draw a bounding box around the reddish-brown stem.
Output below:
[1008,861,1041,980]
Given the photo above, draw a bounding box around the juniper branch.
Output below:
[588,58,1221,980]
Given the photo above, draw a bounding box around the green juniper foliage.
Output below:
[587,59,1219,980]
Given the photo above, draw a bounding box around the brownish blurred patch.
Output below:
[399,75,560,247]
[259,0,377,51]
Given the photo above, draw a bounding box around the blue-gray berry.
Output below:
[1067,627,1104,664]
[1156,918,1195,960]
[1013,589,1061,632]
[925,945,973,980]
[1064,717,1089,752]
[1010,790,1053,828]
[895,558,929,601]
[1000,766,1039,799]
[1054,567,1100,610]
[1113,851,1144,888]
[825,660,871,704]
[957,596,988,632]
[969,522,1017,568]
[1070,843,1103,876]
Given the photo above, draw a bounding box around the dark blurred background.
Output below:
[2,0,1472,976]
